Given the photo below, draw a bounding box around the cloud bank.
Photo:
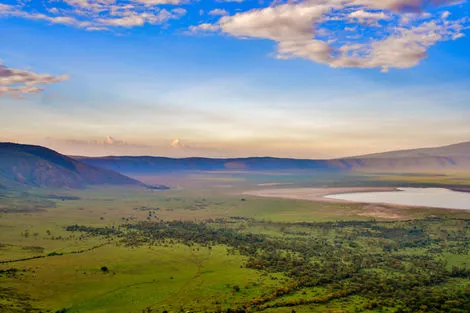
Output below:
[0,63,69,97]
[191,0,468,71]
[1,0,468,71]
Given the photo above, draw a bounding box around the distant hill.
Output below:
[2,141,467,186]
[75,141,470,175]
[353,141,470,159]
[73,156,347,174]
[0,143,142,188]
[342,141,470,172]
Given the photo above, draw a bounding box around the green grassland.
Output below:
[3,244,281,313]
[1,172,470,312]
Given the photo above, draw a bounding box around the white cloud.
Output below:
[58,136,128,145]
[209,9,229,16]
[170,139,189,149]
[2,0,467,72]
[441,10,451,18]
[0,64,69,98]
[348,9,391,25]
[217,3,334,41]
[193,0,468,71]
[189,23,220,33]
[354,0,463,12]
[0,0,187,30]
[104,136,122,145]
[134,0,183,5]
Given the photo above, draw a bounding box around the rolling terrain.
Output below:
[74,141,470,175]
[1,142,470,312]
[356,141,470,158]
[0,143,141,188]
[1,141,470,189]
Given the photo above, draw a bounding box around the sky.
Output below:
[0,0,470,159]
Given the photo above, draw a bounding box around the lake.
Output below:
[325,187,470,210]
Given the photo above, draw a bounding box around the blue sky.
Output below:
[0,0,469,158]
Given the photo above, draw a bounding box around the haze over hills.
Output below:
[1,141,469,190]
[353,141,470,159]
[0,143,142,188]
[74,156,346,174]
[75,141,470,175]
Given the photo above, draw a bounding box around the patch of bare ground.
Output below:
[256,182,294,187]
[243,187,398,203]
[357,204,404,220]
[244,187,408,219]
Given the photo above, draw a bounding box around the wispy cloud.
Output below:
[76,136,128,145]
[215,0,245,3]
[0,63,69,98]
[191,0,468,71]
[208,9,229,16]
[2,1,467,71]
[34,136,225,157]
[0,1,186,30]
[40,136,157,155]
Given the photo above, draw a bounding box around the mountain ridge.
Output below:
[350,141,470,159]
[73,141,470,174]
[2,141,470,188]
[0,142,142,188]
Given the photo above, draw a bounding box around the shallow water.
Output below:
[325,187,470,210]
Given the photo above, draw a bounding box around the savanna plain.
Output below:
[2,172,470,313]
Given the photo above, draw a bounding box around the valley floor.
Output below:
[1,172,470,312]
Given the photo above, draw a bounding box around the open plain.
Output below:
[1,171,470,312]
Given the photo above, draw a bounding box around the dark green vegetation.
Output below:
[67,217,470,312]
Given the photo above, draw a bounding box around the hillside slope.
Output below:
[75,142,470,174]
[0,143,141,188]
[342,156,470,172]
[342,141,470,172]
[74,156,349,174]
[354,141,470,159]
